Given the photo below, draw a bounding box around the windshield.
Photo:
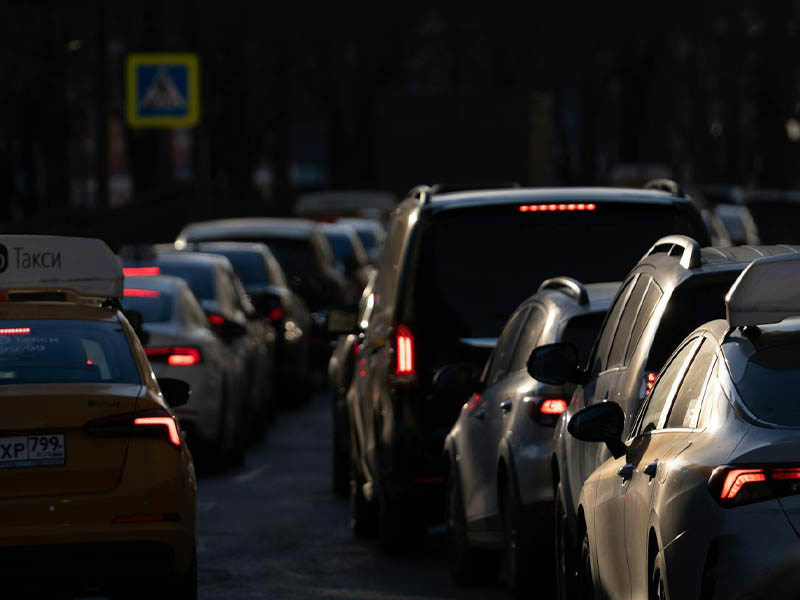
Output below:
[413,202,704,338]
[122,290,174,323]
[734,343,800,426]
[0,320,140,385]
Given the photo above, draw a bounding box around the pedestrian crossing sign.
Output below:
[126,53,200,128]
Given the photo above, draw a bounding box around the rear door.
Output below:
[461,306,529,526]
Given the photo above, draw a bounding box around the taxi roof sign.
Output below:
[0,236,123,300]
[726,253,800,328]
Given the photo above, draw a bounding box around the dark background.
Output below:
[2,1,799,244]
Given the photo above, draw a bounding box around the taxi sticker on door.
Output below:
[0,435,65,468]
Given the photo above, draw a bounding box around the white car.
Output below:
[570,253,800,599]
[123,275,247,466]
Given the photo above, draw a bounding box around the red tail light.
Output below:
[467,393,484,413]
[84,408,181,448]
[394,324,415,377]
[124,288,160,298]
[710,465,800,507]
[268,308,284,322]
[134,415,182,446]
[145,346,202,366]
[644,372,658,396]
[353,341,361,357]
[123,267,161,277]
[0,328,30,335]
[524,396,569,426]
[207,313,225,326]
[519,203,596,212]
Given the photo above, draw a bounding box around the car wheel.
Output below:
[502,477,535,598]
[332,399,350,498]
[349,448,377,537]
[555,483,577,600]
[578,530,595,600]
[650,551,668,600]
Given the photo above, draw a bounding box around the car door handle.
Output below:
[617,463,634,481]
[500,400,512,413]
[644,461,658,479]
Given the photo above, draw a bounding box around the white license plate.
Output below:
[0,434,65,468]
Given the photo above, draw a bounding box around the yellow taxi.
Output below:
[0,236,197,597]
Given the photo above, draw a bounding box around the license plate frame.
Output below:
[0,434,66,468]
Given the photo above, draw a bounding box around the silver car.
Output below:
[123,275,247,466]
[442,278,617,597]
[570,253,800,599]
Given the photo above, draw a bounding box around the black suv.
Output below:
[529,236,800,598]
[346,184,709,550]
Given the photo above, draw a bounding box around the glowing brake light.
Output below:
[0,328,31,335]
[145,346,202,366]
[395,324,415,376]
[207,313,225,326]
[268,308,284,322]
[710,465,800,507]
[124,288,160,298]
[540,399,568,415]
[644,372,658,396]
[134,415,181,447]
[123,267,161,277]
[525,396,569,426]
[519,203,596,212]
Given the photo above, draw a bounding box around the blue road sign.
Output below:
[126,53,200,128]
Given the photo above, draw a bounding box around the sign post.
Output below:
[125,53,200,129]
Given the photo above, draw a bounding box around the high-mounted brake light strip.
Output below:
[519,203,597,212]
[123,267,161,276]
[124,288,160,298]
[0,328,31,335]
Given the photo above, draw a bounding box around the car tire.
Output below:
[332,398,350,498]
[555,483,577,600]
[578,530,595,600]
[350,451,377,537]
[650,550,668,600]
[501,477,535,598]
[446,466,484,585]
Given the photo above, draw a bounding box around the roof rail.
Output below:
[642,235,702,269]
[538,276,590,305]
[644,178,684,197]
[726,253,800,328]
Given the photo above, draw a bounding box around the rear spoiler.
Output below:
[0,235,122,300]
[726,253,800,328]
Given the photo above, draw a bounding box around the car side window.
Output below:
[590,276,636,374]
[608,275,650,368]
[666,340,717,429]
[635,338,700,436]
[509,305,547,373]
[624,279,663,365]
[487,307,530,384]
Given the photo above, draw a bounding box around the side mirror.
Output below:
[567,402,626,459]
[527,343,587,385]
[327,305,358,335]
[158,377,191,408]
[432,363,479,401]
[124,309,150,345]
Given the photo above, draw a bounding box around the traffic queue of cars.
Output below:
[0,216,378,597]
[329,181,800,600]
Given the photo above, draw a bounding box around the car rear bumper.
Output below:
[153,363,222,443]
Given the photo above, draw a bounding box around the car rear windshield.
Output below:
[155,263,216,301]
[734,343,800,425]
[0,320,140,385]
[412,202,704,337]
[210,250,271,288]
[122,291,173,323]
[355,229,377,251]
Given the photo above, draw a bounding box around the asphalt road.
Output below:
[196,391,506,600]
